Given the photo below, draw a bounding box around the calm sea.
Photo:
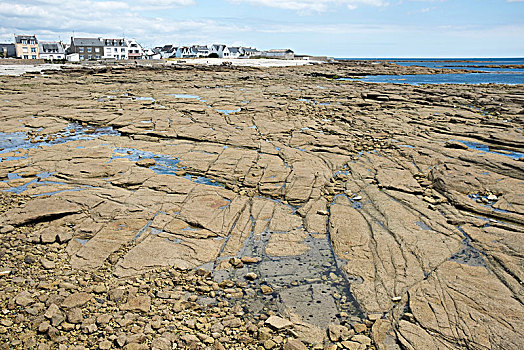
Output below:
[336,58,524,85]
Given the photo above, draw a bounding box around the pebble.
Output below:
[487,194,498,201]
[265,316,292,330]
[283,339,308,350]
[245,272,258,280]
[61,292,92,309]
[67,308,83,324]
[0,225,14,234]
[260,285,274,294]
[0,319,13,327]
[328,324,351,342]
[229,257,244,268]
[136,158,156,167]
[241,256,259,264]
[340,340,365,350]
[352,323,367,333]
[40,258,55,269]
[99,340,112,350]
[352,334,372,346]
[368,313,383,321]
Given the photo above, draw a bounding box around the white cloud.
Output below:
[0,0,202,46]
[142,0,195,5]
[228,0,388,12]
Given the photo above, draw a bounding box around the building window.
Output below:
[22,47,28,53]
[31,47,36,53]
[95,48,100,53]
[87,48,92,53]
[114,48,118,52]
[96,55,100,59]
[88,55,92,59]
[23,55,29,59]
[79,47,84,53]
[121,48,125,52]
[30,40,35,44]
[32,55,36,59]
[21,40,27,44]
[80,55,84,60]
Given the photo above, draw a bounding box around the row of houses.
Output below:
[0,35,65,60]
[0,34,144,61]
[155,44,261,59]
[1,34,295,61]
[68,37,143,61]
[154,44,293,59]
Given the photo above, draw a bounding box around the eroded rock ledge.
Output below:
[0,62,522,349]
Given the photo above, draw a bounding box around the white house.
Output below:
[38,41,65,60]
[176,47,197,58]
[193,45,210,57]
[227,47,242,59]
[144,48,161,60]
[261,49,295,59]
[103,38,128,60]
[210,44,230,58]
[158,45,177,58]
[67,53,80,62]
[127,39,144,60]
[240,47,260,58]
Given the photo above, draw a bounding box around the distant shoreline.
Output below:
[336,57,524,64]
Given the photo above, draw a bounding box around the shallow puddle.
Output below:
[111,147,224,187]
[216,108,241,115]
[135,97,155,102]
[170,94,205,101]
[452,139,524,160]
[214,228,364,326]
[449,226,487,267]
[0,124,119,161]
[209,195,365,326]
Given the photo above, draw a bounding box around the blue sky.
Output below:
[0,0,523,57]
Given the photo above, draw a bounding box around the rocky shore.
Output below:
[0,62,523,349]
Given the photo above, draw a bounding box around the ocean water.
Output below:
[339,72,524,85]
[336,58,524,85]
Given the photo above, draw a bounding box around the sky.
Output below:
[0,0,523,57]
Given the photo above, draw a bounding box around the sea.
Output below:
[336,58,524,85]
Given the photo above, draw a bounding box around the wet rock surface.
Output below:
[0,62,523,349]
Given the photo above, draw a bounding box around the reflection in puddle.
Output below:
[216,108,241,116]
[452,139,524,160]
[298,98,332,106]
[111,148,224,188]
[170,94,205,101]
[2,170,66,195]
[0,124,120,162]
[75,238,90,246]
[415,221,432,231]
[135,97,155,102]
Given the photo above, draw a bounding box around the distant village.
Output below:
[0,34,297,62]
